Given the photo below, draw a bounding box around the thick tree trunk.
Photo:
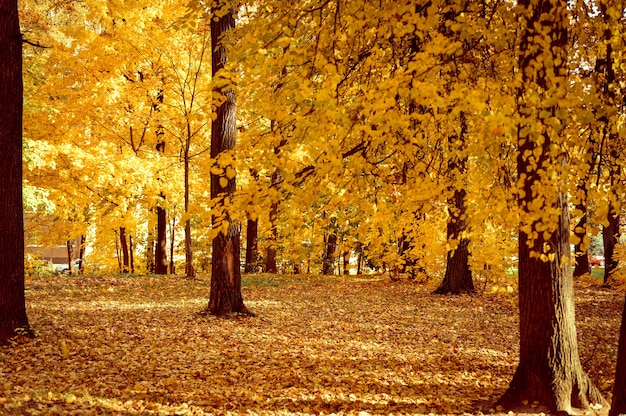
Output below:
[322,232,338,275]
[245,218,258,273]
[500,193,605,412]
[610,295,626,416]
[603,206,620,286]
[435,112,473,295]
[434,236,473,294]
[434,189,473,294]
[0,1,31,343]
[155,206,168,274]
[499,0,605,410]
[207,3,251,316]
[119,227,130,273]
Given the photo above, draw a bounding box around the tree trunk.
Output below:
[129,234,135,274]
[435,112,473,295]
[207,3,251,316]
[322,232,338,275]
[603,206,620,286]
[155,206,168,274]
[500,192,605,412]
[610,295,626,416]
[245,218,258,273]
[184,144,195,278]
[119,227,130,273]
[185,219,194,277]
[66,239,74,276]
[146,224,155,273]
[169,214,176,274]
[0,1,31,343]
[342,250,350,275]
[499,0,605,410]
[78,234,86,274]
[434,188,473,294]
[573,213,591,277]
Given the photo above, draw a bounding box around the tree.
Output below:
[434,113,474,295]
[498,0,605,411]
[207,3,251,316]
[0,0,31,343]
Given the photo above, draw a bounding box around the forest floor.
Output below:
[0,273,622,415]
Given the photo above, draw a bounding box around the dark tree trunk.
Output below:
[185,219,194,277]
[322,232,337,275]
[573,214,591,277]
[66,239,74,275]
[434,189,473,295]
[207,3,251,316]
[155,206,168,274]
[500,192,604,412]
[169,215,175,274]
[603,206,619,286]
[119,227,130,273]
[146,225,155,273]
[245,218,258,273]
[154,85,168,275]
[499,0,605,411]
[611,295,626,416]
[129,234,135,274]
[342,250,350,275]
[0,1,31,343]
[78,234,86,274]
[184,146,195,278]
[435,113,473,295]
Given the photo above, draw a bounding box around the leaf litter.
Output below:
[0,275,622,415]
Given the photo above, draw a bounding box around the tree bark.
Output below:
[610,295,626,416]
[146,224,155,273]
[207,3,251,316]
[66,239,74,275]
[245,218,259,273]
[499,0,605,411]
[184,143,195,278]
[573,213,591,277]
[155,206,168,274]
[342,250,350,275]
[322,231,338,275]
[603,205,620,286]
[155,90,168,274]
[435,113,473,295]
[129,234,135,274]
[78,234,86,274]
[0,0,31,343]
[119,227,130,273]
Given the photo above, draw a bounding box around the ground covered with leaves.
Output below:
[0,274,622,415]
